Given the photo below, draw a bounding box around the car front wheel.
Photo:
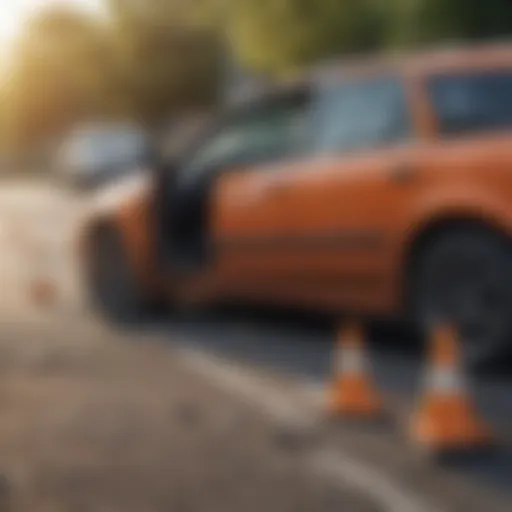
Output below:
[412,227,512,373]
[85,226,154,325]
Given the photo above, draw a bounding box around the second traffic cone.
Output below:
[329,322,383,419]
[409,324,493,455]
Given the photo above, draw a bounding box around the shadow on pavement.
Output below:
[446,447,512,496]
[123,304,512,499]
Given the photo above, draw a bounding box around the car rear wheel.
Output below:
[85,226,154,325]
[412,227,512,373]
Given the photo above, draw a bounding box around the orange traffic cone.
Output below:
[329,322,383,419]
[409,324,493,455]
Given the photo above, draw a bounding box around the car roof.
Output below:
[227,41,512,109]
[169,41,512,160]
[319,42,512,80]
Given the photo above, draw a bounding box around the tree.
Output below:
[3,5,116,154]
[226,0,385,76]
[107,0,223,129]
[386,0,512,47]
[208,0,512,75]
[5,0,512,159]
[1,0,223,156]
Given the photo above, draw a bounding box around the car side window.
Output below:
[313,76,411,154]
[428,70,512,135]
[182,100,309,178]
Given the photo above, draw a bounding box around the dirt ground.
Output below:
[0,319,380,512]
[0,181,385,511]
[2,180,512,512]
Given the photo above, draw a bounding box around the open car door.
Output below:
[165,89,311,297]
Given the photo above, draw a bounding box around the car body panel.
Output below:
[79,43,512,316]
[209,133,512,312]
[79,172,162,297]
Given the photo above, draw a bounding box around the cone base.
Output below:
[409,399,493,455]
[329,376,383,419]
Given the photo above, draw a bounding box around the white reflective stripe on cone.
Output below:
[425,366,466,393]
[337,346,367,374]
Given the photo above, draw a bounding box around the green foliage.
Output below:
[107,0,223,126]
[386,0,512,46]
[2,5,117,153]
[109,0,222,128]
[2,0,512,157]
[1,1,223,154]
[227,0,385,76]
[225,0,512,75]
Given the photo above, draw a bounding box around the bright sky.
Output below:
[0,0,106,45]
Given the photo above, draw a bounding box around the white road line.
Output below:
[177,346,440,512]
[311,451,436,512]
[178,347,312,425]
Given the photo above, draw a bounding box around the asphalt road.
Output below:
[1,178,511,511]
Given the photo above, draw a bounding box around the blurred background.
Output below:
[2,0,512,179]
[1,2,512,512]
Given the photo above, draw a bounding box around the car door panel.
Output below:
[211,165,292,292]
[211,76,417,310]
[212,150,415,306]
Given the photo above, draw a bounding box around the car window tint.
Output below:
[183,100,309,177]
[428,70,512,135]
[314,77,411,153]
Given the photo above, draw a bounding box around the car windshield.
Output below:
[428,69,512,135]
[64,127,146,170]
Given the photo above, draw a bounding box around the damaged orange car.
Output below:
[80,44,512,370]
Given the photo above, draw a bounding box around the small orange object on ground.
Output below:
[409,324,493,456]
[329,321,383,420]
[30,279,57,307]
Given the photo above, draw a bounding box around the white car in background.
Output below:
[56,124,149,190]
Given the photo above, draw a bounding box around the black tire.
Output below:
[412,227,512,373]
[85,226,155,325]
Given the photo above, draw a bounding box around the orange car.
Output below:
[80,44,512,370]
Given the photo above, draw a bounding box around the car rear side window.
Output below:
[313,76,411,153]
[429,70,512,135]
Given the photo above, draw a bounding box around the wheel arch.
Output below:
[80,213,162,302]
[402,213,511,311]
[79,215,118,262]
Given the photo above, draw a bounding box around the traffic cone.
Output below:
[409,324,493,456]
[329,321,383,419]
